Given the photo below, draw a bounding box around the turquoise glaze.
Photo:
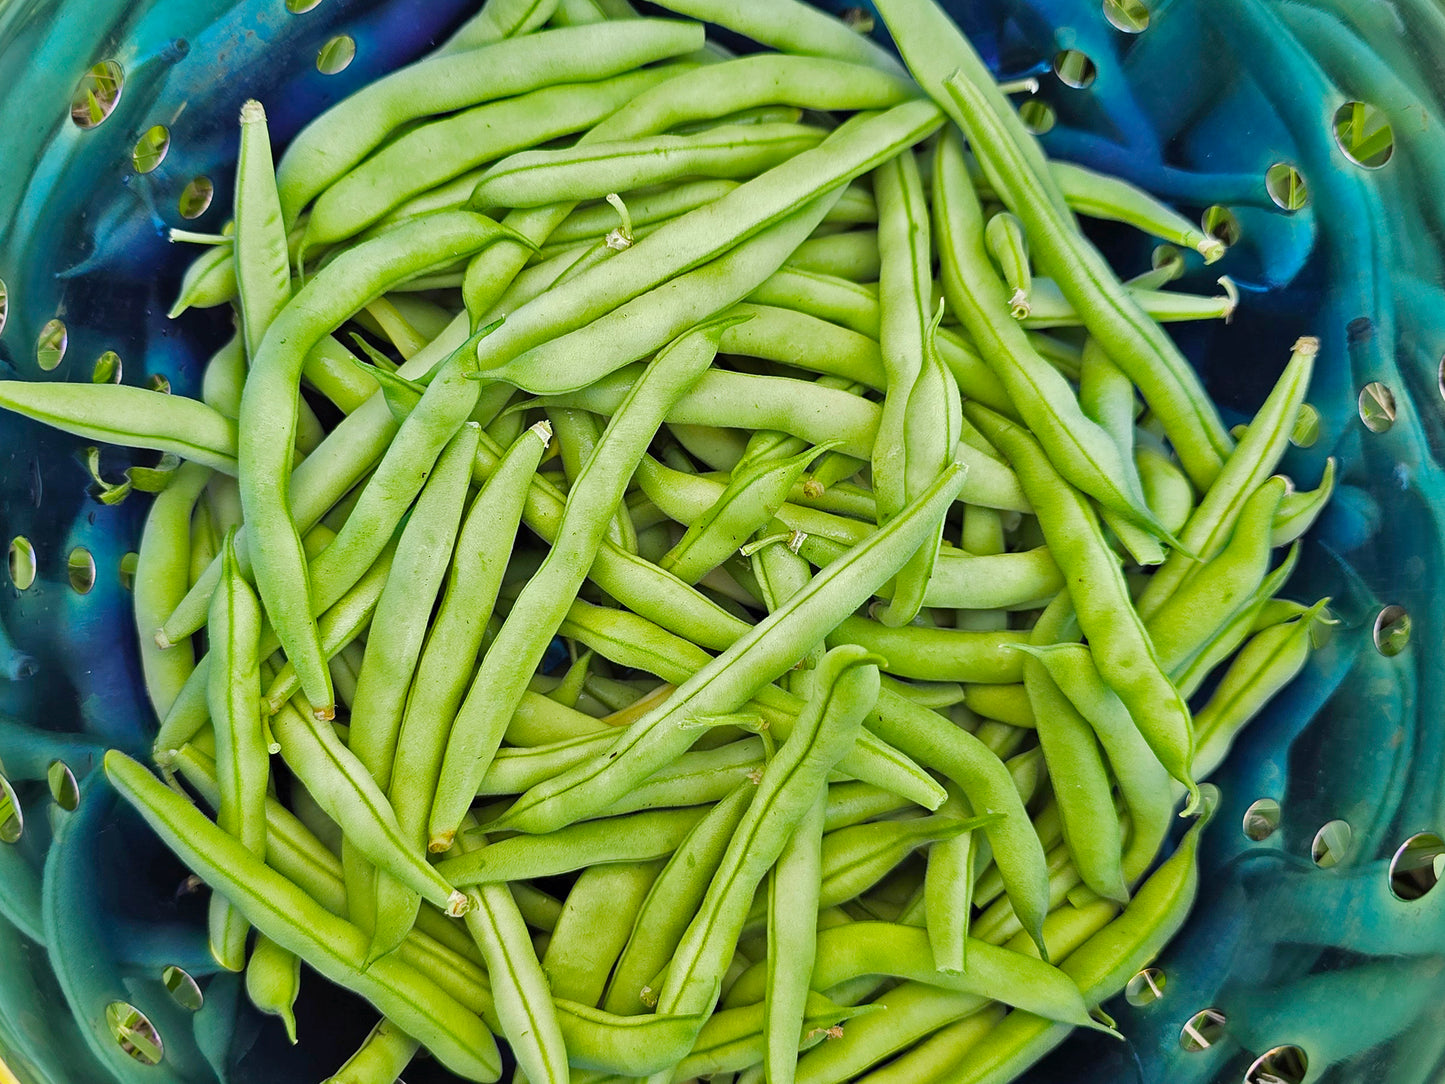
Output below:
[0,0,1439,1080]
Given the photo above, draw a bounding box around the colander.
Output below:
[0,0,1440,1081]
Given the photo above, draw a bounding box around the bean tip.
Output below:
[1008,288,1031,320]
[428,831,455,854]
[311,702,336,723]
[1291,335,1321,358]
[153,628,173,650]
[239,99,266,125]
[445,890,470,917]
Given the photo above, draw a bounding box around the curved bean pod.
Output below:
[470,122,827,211]
[239,212,517,719]
[437,808,710,885]
[322,1018,420,1084]
[245,933,301,1044]
[276,20,707,223]
[656,646,881,1019]
[493,460,967,836]
[134,462,212,720]
[104,752,501,1082]
[429,320,729,850]
[0,381,239,473]
[966,402,1201,813]
[941,69,1233,490]
[305,66,677,252]
[1136,337,1317,618]
[933,129,1161,536]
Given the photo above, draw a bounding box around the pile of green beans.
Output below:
[1,0,1338,1081]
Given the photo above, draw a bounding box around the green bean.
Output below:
[240,213,517,720]
[717,304,886,387]
[1135,337,1317,618]
[884,303,962,626]
[1020,653,1128,905]
[865,688,1050,955]
[662,442,837,583]
[827,617,1028,684]
[1022,276,1238,330]
[104,752,501,1081]
[453,817,570,1084]
[871,148,933,531]
[950,795,1213,1084]
[472,122,826,211]
[305,67,683,253]
[933,129,1162,537]
[870,0,1071,218]
[471,100,941,388]
[1272,456,1336,546]
[437,0,560,53]
[1193,603,1326,779]
[439,808,710,885]
[546,860,665,1007]
[204,531,270,968]
[939,69,1234,490]
[0,381,239,473]
[245,933,301,1044]
[750,920,1101,1029]
[351,425,481,956]
[235,100,292,359]
[783,229,881,280]
[646,0,906,76]
[1048,160,1226,263]
[268,696,468,916]
[764,792,826,1084]
[133,462,212,720]
[966,403,1201,813]
[1145,476,1287,675]
[604,784,756,1016]
[1013,643,1172,884]
[984,212,1032,319]
[322,1018,420,1084]
[169,235,237,317]
[855,1003,1005,1084]
[747,266,879,337]
[959,684,1033,728]
[430,321,729,850]
[923,781,980,973]
[494,461,966,837]
[1136,442,1195,536]
[276,20,707,223]
[200,332,247,418]
[655,646,881,1026]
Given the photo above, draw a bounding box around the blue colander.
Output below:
[0,0,1440,1081]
